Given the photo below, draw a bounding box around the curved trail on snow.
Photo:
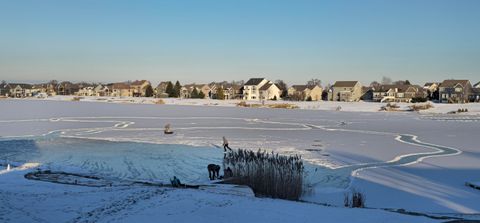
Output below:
[309,134,462,189]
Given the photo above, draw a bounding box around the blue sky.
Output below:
[1,0,479,85]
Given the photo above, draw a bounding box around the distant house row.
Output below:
[1,79,479,103]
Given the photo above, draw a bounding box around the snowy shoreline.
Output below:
[6,95,480,114]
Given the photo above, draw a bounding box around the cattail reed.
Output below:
[223,149,304,200]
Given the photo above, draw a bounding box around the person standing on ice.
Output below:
[222,136,232,152]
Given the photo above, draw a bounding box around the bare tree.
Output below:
[307,78,322,87]
[369,81,381,89]
[381,76,392,85]
[392,80,404,85]
[275,80,288,98]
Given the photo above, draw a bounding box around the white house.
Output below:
[259,83,282,100]
[242,78,270,100]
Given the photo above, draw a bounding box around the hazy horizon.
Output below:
[1,0,479,85]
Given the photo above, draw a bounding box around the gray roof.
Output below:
[291,85,309,91]
[259,83,278,91]
[374,84,423,93]
[440,80,471,88]
[9,83,33,89]
[474,81,480,88]
[333,81,359,88]
[244,78,265,86]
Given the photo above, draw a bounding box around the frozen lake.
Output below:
[0,99,479,215]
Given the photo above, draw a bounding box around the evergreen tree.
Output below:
[198,91,205,99]
[216,87,225,100]
[166,81,174,97]
[191,87,199,98]
[145,85,154,97]
[173,81,181,98]
[405,80,411,85]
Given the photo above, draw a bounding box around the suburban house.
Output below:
[423,82,439,99]
[180,84,194,98]
[207,82,242,100]
[57,82,79,95]
[329,81,362,102]
[207,83,218,99]
[474,81,480,89]
[178,84,211,99]
[439,80,472,103]
[56,81,76,95]
[197,84,212,99]
[31,84,48,96]
[33,82,57,96]
[361,86,374,101]
[94,84,111,96]
[287,85,323,101]
[0,83,11,96]
[372,85,427,102]
[242,78,272,100]
[259,83,282,100]
[155,82,169,98]
[130,80,152,97]
[187,84,211,98]
[9,83,33,98]
[472,88,480,102]
[423,82,439,93]
[111,83,133,97]
[77,86,96,96]
[222,83,242,100]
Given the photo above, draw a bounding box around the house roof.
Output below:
[440,80,470,88]
[333,81,359,88]
[290,85,309,91]
[424,82,438,87]
[374,84,423,93]
[0,83,11,90]
[131,80,149,86]
[259,83,279,91]
[474,81,480,88]
[9,83,33,89]
[362,86,373,92]
[244,78,265,86]
[112,83,131,89]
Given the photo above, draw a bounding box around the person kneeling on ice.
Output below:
[170,176,185,187]
[164,124,173,135]
[207,164,221,180]
[222,136,232,152]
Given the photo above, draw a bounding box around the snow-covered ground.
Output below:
[1,99,479,222]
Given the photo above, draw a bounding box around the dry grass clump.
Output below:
[344,189,366,208]
[379,102,400,111]
[223,149,304,200]
[155,99,165,104]
[267,103,299,109]
[408,103,434,111]
[71,97,83,101]
[236,101,249,107]
[237,101,298,109]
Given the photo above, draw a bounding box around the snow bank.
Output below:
[14,96,480,114]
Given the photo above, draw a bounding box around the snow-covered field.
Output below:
[1,99,480,222]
